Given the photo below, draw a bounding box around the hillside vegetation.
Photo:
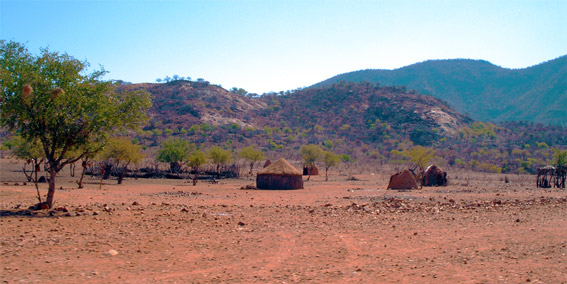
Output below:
[313,55,567,126]
[117,80,566,174]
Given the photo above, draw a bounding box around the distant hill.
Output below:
[119,80,471,148]
[313,55,567,126]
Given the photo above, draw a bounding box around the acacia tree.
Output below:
[188,150,207,185]
[209,146,232,175]
[405,146,437,169]
[322,150,340,181]
[239,145,265,175]
[554,149,567,168]
[156,137,194,173]
[99,138,144,184]
[300,144,323,181]
[0,41,152,208]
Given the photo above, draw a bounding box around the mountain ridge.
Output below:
[312,55,567,126]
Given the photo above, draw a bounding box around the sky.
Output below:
[1,0,566,94]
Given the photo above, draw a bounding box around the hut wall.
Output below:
[257,174,303,190]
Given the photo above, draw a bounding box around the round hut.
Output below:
[423,165,448,186]
[303,165,320,176]
[387,169,419,190]
[257,158,303,190]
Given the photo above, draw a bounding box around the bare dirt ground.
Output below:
[1,158,566,283]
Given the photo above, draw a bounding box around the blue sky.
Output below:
[1,0,566,94]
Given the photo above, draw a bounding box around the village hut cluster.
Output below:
[387,165,448,190]
[254,159,565,192]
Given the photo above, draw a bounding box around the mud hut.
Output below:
[303,165,319,176]
[387,170,419,190]
[257,158,303,190]
[263,159,272,168]
[423,165,448,186]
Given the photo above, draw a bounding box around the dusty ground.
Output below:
[1,158,566,283]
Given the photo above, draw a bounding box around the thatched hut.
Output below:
[303,165,319,176]
[387,170,419,190]
[257,158,303,190]
[423,165,448,186]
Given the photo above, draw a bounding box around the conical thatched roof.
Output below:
[257,158,301,176]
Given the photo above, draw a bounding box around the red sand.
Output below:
[1,160,566,283]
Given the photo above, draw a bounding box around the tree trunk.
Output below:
[116,165,125,184]
[77,160,88,189]
[193,167,199,186]
[249,162,254,175]
[46,166,57,208]
[325,167,329,181]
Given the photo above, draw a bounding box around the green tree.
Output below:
[209,146,232,174]
[322,150,340,181]
[240,146,265,175]
[300,144,323,180]
[0,41,151,208]
[99,137,144,184]
[156,137,194,173]
[404,146,437,169]
[553,149,567,168]
[323,139,334,150]
[188,150,207,185]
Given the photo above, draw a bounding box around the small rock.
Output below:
[132,201,139,206]
[93,211,99,216]
[106,249,119,256]
[238,221,246,226]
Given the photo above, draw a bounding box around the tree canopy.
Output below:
[404,146,438,169]
[156,137,194,172]
[240,145,265,174]
[300,144,323,167]
[99,137,145,184]
[322,150,340,181]
[209,146,232,168]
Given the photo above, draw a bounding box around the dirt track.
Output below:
[1,160,566,283]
